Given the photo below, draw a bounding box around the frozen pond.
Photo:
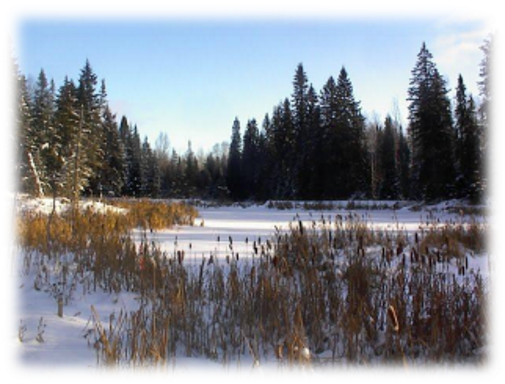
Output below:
[132,204,469,262]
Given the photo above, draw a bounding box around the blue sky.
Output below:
[18,18,489,152]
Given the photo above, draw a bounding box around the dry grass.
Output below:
[17,201,487,368]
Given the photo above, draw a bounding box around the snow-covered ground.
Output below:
[13,199,489,368]
[16,195,128,216]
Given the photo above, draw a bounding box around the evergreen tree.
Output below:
[335,67,368,198]
[154,132,171,197]
[455,75,481,200]
[304,84,322,199]
[319,69,367,199]
[77,60,104,195]
[242,118,260,199]
[31,69,56,193]
[319,76,340,198]
[53,77,82,197]
[129,126,143,197]
[227,117,244,200]
[407,43,456,201]
[172,151,185,198]
[316,76,343,199]
[120,119,142,197]
[16,69,39,195]
[184,141,198,197]
[255,114,273,200]
[277,99,295,198]
[140,137,160,197]
[291,64,311,198]
[101,106,126,196]
[377,116,399,199]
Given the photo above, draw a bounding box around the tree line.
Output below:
[15,40,489,203]
[226,41,488,202]
[15,59,229,200]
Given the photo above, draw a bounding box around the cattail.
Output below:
[388,305,400,333]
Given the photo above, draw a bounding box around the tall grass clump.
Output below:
[113,199,198,230]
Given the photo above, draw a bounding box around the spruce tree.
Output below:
[455,75,481,200]
[31,69,56,193]
[407,43,456,201]
[184,141,198,197]
[101,106,126,196]
[77,60,104,196]
[291,64,310,198]
[304,84,321,199]
[227,117,244,200]
[242,118,260,199]
[53,77,83,197]
[335,67,368,198]
[377,116,399,199]
[319,76,340,198]
[16,70,39,195]
[140,137,160,197]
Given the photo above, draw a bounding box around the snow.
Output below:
[16,195,128,216]
[13,199,489,369]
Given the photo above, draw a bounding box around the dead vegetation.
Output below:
[17,201,487,368]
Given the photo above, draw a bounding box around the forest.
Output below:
[15,41,489,203]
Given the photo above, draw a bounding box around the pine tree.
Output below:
[407,43,456,201]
